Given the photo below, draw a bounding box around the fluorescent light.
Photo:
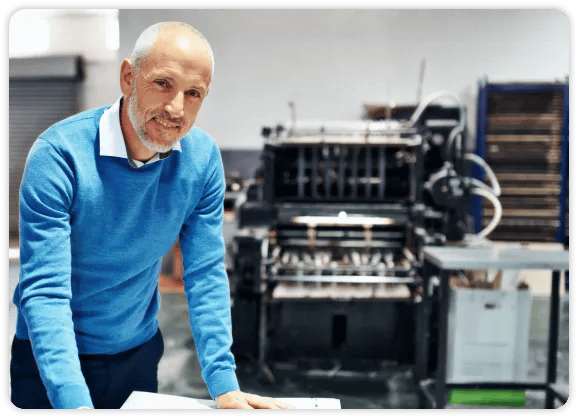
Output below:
[105,14,119,51]
[291,215,396,226]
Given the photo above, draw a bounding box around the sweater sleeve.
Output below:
[17,138,94,409]
[178,143,240,399]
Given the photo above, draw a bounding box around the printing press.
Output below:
[229,92,503,380]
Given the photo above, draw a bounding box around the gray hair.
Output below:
[129,21,214,77]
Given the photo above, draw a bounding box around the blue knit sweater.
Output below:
[13,104,239,408]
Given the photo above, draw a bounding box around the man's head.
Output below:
[120,22,213,153]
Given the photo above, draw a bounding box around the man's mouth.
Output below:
[152,117,181,130]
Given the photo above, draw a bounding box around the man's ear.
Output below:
[120,59,135,97]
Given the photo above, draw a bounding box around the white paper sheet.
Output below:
[121,391,341,409]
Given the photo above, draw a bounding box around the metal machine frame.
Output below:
[230,92,504,383]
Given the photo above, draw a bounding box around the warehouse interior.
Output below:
[8,9,570,409]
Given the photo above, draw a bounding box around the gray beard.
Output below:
[127,93,183,153]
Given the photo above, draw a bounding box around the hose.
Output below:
[471,187,502,238]
[407,91,463,128]
[446,122,465,159]
[468,177,496,196]
[464,153,501,196]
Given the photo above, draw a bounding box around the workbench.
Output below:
[415,245,569,408]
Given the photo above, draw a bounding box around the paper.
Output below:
[275,398,341,409]
[121,392,214,409]
[121,391,341,409]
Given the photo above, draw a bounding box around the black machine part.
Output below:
[424,162,471,210]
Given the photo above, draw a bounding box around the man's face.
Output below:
[126,45,212,153]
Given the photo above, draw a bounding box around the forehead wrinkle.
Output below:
[141,46,212,86]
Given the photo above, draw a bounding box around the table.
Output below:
[416,246,569,409]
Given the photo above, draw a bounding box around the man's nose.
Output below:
[165,91,185,118]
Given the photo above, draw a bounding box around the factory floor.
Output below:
[155,288,569,409]
[8,259,570,409]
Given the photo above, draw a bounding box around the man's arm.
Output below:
[178,143,239,399]
[178,144,294,409]
[17,138,93,409]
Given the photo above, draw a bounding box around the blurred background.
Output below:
[8,8,570,409]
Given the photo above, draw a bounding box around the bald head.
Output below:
[130,22,214,79]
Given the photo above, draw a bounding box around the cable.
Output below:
[471,187,502,238]
[446,122,465,160]
[468,177,496,195]
[407,91,462,128]
[423,162,453,191]
[464,153,501,196]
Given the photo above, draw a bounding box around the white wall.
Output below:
[9,9,570,149]
[14,8,570,149]
[114,9,567,150]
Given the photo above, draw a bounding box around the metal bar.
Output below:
[365,147,372,198]
[280,136,418,145]
[297,147,305,199]
[548,384,569,404]
[447,382,549,390]
[324,146,331,198]
[486,84,568,94]
[471,80,488,233]
[435,269,450,409]
[351,147,359,198]
[277,230,404,239]
[278,134,422,145]
[258,294,267,369]
[413,138,424,204]
[378,147,386,199]
[416,263,432,384]
[419,379,437,408]
[312,147,318,198]
[338,146,345,199]
[271,274,417,284]
[274,264,411,275]
[275,238,402,248]
[408,150,416,202]
[546,270,561,409]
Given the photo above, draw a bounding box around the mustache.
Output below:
[150,112,184,126]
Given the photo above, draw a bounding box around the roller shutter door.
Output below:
[9,56,84,240]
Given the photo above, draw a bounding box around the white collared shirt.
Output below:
[99,97,181,168]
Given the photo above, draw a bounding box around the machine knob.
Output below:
[261,126,272,138]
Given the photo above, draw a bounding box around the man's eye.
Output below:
[187,90,200,97]
[155,80,169,88]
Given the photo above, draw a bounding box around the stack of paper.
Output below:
[121,391,341,409]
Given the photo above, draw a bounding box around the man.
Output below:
[10,21,291,409]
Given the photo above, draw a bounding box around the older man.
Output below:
[10,21,290,409]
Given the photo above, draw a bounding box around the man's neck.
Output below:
[119,98,157,163]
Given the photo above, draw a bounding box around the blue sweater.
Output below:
[13,105,239,408]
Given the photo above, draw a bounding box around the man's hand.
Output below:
[215,390,295,409]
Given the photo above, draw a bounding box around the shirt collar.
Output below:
[99,97,181,166]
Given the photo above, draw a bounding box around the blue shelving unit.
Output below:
[471,80,569,243]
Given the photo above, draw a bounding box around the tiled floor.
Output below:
[8,259,569,409]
